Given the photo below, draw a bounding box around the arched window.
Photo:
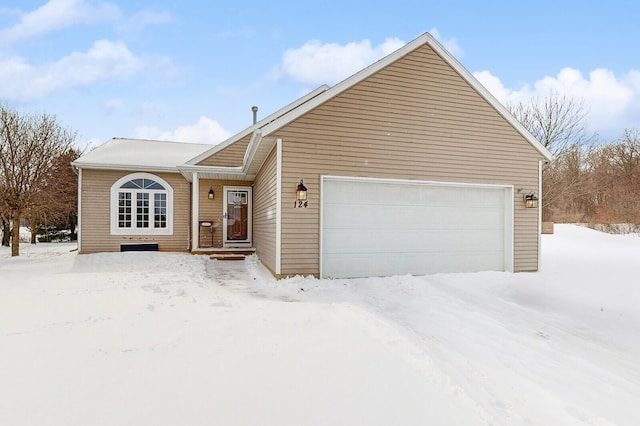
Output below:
[110,173,173,235]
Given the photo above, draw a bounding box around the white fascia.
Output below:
[71,163,181,174]
[242,130,263,173]
[424,34,553,162]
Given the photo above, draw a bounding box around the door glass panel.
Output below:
[227,190,248,241]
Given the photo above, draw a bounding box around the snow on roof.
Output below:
[73,138,211,171]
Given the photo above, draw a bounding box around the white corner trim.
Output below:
[538,159,544,271]
[276,138,282,275]
[319,175,325,278]
[192,172,199,250]
[506,185,515,273]
[77,168,82,252]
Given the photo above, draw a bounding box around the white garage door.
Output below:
[321,177,513,278]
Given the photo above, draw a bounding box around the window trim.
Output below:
[110,173,174,235]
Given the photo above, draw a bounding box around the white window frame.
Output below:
[110,173,174,236]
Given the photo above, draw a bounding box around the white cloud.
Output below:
[0,0,120,46]
[0,39,143,101]
[103,98,123,114]
[133,101,169,119]
[275,30,463,88]
[474,67,640,139]
[133,116,231,144]
[428,28,463,58]
[118,10,172,33]
[130,10,171,26]
[276,37,406,86]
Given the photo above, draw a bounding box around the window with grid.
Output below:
[154,193,167,228]
[111,174,173,235]
[118,192,132,228]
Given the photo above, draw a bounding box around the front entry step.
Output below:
[211,254,246,261]
[207,247,255,261]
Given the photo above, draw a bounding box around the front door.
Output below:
[223,186,252,246]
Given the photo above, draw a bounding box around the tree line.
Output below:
[0,104,79,256]
[508,92,640,225]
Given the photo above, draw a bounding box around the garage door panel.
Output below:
[324,229,504,254]
[323,250,505,278]
[326,205,503,231]
[323,204,394,227]
[322,177,512,278]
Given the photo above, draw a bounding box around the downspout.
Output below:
[538,160,544,271]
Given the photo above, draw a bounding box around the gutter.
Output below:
[71,162,183,174]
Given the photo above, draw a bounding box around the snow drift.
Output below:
[1,224,639,425]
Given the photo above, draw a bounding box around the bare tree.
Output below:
[0,105,77,256]
[25,148,81,243]
[508,91,596,221]
[1,205,10,246]
[600,128,640,222]
[1,177,8,245]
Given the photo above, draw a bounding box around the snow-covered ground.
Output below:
[1,225,639,425]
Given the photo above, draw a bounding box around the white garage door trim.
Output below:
[320,175,514,278]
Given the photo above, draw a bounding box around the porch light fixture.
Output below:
[208,188,215,200]
[524,192,539,208]
[296,180,308,201]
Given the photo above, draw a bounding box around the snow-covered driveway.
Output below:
[1,225,639,425]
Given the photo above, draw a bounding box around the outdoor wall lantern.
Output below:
[208,188,215,200]
[524,192,539,208]
[296,179,308,201]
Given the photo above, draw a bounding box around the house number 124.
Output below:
[294,200,308,208]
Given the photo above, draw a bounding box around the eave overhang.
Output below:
[70,161,182,174]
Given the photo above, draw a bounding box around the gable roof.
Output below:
[75,32,552,178]
[240,32,552,172]
[72,138,210,172]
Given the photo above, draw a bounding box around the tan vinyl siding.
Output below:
[252,146,278,273]
[196,135,251,167]
[79,170,191,253]
[197,179,253,248]
[275,43,543,275]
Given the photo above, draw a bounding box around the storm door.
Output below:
[222,187,252,246]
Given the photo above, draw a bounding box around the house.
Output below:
[72,32,552,279]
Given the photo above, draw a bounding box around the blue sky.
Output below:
[1,0,639,150]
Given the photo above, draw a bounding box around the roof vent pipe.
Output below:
[251,106,258,124]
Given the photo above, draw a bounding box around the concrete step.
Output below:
[210,253,247,261]
[206,247,255,261]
